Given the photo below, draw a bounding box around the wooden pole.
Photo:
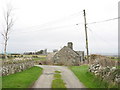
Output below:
[83,9,89,62]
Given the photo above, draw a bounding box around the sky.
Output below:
[0,0,119,54]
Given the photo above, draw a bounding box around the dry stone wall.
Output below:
[2,59,34,76]
[89,54,117,67]
[89,54,120,86]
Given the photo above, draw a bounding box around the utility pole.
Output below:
[83,9,89,62]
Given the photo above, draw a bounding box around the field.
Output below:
[2,66,43,88]
[23,55,46,58]
[70,65,117,88]
[23,55,47,61]
[32,57,46,61]
[0,54,47,61]
[111,58,120,61]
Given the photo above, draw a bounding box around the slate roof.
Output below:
[57,46,78,56]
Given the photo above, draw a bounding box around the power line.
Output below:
[12,12,119,34]
[76,17,120,25]
[87,26,112,53]
[11,11,119,35]
[87,26,111,44]
[13,24,77,34]
[87,17,120,25]
[14,11,83,31]
[13,16,119,34]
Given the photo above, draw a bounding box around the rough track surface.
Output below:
[32,65,85,88]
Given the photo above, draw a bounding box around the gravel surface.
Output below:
[32,65,85,88]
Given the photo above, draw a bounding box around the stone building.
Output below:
[48,42,84,66]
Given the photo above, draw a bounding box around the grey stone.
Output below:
[47,42,84,66]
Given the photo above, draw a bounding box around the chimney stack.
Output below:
[68,42,73,50]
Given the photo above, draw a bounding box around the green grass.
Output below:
[32,57,46,61]
[69,65,117,88]
[2,66,43,88]
[52,71,66,89]
[54,74,61,78]
[23,55,46,58]
[117,66,120,69]
[55,70,61,73]
[52,79,66,89]
[111,58,120,61]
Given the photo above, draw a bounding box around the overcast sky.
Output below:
[0,0,119,54]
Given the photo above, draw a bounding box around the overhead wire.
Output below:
[87,27,106,53]
[76,17,119,25]
[87,26,111,44]
[87,26,116,54]
[13,23,81,34]
[87,17,120,25]
[12,11,119,34]
[13,11,83,32]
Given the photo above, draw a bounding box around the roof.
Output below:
[54,46,80,57]
[75,51,84,55]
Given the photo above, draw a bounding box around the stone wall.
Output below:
[89,54,117,67]
[89,54,120,86]
[89,63,120,86]
[2,59,34,76]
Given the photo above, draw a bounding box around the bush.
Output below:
[111,57,115,59]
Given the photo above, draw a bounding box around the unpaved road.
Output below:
[32,65,85,88]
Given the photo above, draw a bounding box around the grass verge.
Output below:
[52,71,66,89]
[69,65,117,88]
[2,66,43,88]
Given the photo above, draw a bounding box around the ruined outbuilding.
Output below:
[47,42,84,66]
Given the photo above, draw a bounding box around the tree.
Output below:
[1,4,14,59]
[35,50,44,55]
[53,49,58,53]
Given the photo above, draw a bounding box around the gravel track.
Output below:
[32,65,85,88]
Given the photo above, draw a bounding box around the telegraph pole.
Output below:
[83,9,89,62]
